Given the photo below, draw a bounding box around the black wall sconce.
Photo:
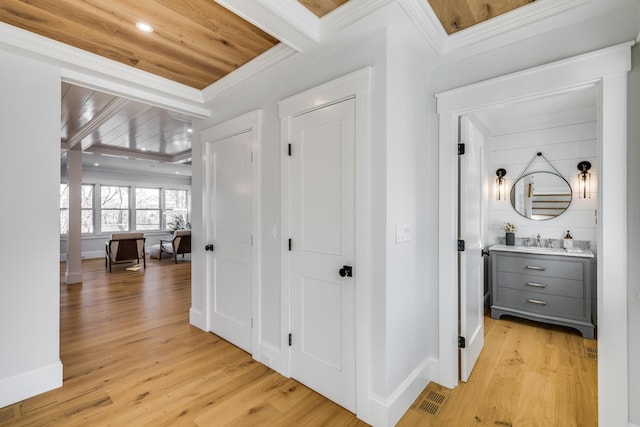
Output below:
[496,168,507,200]
[577,161,591,199]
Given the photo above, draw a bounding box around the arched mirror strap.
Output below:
[516,152,565,181]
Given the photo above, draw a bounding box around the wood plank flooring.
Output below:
[1,258,596,426]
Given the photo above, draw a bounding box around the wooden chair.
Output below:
[105,232,146,272]
[159,230,191,263]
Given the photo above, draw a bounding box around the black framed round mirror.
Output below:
[509,171,572,220]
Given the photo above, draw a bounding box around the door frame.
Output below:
[436,42,631,426]
[278,67,372,420]
[201,109,262,356]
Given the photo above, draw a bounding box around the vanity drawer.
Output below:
[496,271,584,299]
[495,253,584,280]
[495,287,586,320]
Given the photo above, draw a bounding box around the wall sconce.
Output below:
[496,168,507,200]
[577,161,591,199]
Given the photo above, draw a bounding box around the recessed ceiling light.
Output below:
[136,21,154,33]
[187,128,193,133]
[176,171,180,175]
[141,148,147,151]
[94,163,99,167]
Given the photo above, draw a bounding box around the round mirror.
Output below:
[510,172,572,220]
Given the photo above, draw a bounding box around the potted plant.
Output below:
[500,222,517,246]
[167,214,191,234]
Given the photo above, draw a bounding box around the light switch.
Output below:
[396,224,411,243]
[268,224,277,239]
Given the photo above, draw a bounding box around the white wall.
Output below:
[627,43,640,426]
[193,4,437,424]
[484,104,598,248]
[430,4,639,423]
[0,51,62,407]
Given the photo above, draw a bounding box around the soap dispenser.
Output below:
[563,230,573,249]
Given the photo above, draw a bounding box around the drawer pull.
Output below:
[526,282,547,288]
[526,265,546,271]
[527,298,548,305]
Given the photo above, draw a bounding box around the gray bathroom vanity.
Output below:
[490,244,595,339]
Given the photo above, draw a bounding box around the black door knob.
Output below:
[205,244,214,251]
[339,265,353,277]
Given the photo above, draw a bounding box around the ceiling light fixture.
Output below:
[135,21,154,33]
[94,163,100,167]
[187,127,193,133]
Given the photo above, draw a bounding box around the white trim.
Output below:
[189,307,206,330]
[0,361,62,408]
[0,22,210,118]
[200,109,263,358]
[278,67,372,423]
[322,0,396,35]
[202,44,297,101]
[214,0,319,51]
[368,357,438,427]
[435,42,632,425]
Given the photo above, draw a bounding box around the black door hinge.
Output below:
[458,240,465,251]
[458,336,466,349]
[288,143,292,156]
[288,238,292,251]
[481,249,490,257]
[458,143,465,155]
[288,333,292,346]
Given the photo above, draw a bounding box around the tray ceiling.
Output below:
[1,0,536,168]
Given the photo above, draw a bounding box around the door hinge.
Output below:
[458,336,466,349]
[288,333,292,346]
[251,235,253,245]
[251,151,254,162]
[481,249,489,257]
[288,238,292,251]
[288,143,292,156]
[251,318,254,329]
[458,240,465,251]
[458,143,465,155]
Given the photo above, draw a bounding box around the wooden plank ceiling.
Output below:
[1,0,534,165]
[428,0,536,34]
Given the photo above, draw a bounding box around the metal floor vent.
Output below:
[415,388,449,417]
[584,346,598,360]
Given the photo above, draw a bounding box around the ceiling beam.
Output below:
[215,0,320,51]
[84,145,175,163]
[63,97,133,151]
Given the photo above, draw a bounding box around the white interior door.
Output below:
[459,116,485,382]
[207,131,252,353]
[289,98,356,412]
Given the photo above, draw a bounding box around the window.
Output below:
[135,188,160,230]
[101,185,129,232]
[164,189,188,229]
[60,184,94,234]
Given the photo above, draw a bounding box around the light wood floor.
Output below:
[0,258,597,426]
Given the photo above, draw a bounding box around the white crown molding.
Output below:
[0,22,210,118]
[322,0,396,35]
[441,0,591,54]
[398,0,448,53]
[201,43,297,101]
[214,0,319,51]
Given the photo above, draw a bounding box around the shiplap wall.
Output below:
[485,103,599,251]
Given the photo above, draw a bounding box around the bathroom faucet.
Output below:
[524,237,530,247]
[547,238,553,248]
[536,234,541,247]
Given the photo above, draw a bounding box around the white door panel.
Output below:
[459,116,485,382]
[208,131,252,353]
[290,98,356,412]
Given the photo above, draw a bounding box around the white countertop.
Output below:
[489,244,594,258]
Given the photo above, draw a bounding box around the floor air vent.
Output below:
[415,386,449,417]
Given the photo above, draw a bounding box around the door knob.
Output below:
[205,244,214,252]
[339,265,353,277]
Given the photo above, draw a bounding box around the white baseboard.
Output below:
[629,422,640,427]
[367,357,438,427]
[60,250,104,261]
[257,341,282,373]
[189,308,205,330]
[0,361,63,408]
